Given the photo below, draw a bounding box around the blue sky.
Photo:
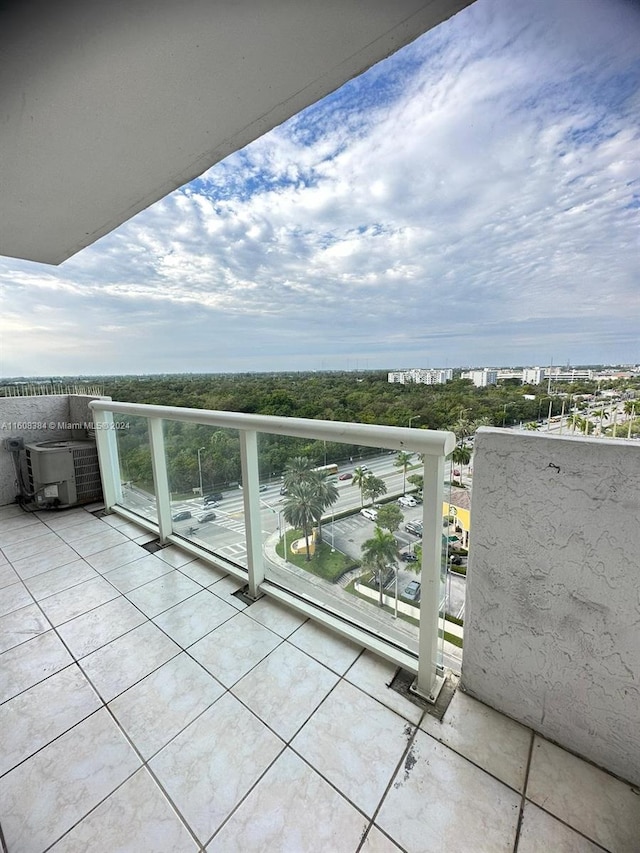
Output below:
[1,0,639,377]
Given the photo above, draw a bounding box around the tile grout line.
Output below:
[204,658,370,849]
[355,700,426,853]
[512,730,535,853]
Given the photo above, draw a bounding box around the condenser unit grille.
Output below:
[71,446,102,502]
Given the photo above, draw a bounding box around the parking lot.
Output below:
[322,505,466,616]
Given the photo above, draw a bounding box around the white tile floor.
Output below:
[1,503,639,853]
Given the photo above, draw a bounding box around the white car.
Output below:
[195,510,216,523]
[398,495,418,508]
[360,507,378,521]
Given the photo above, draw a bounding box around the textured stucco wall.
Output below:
[0,395,104,506]
[462,428,640,787]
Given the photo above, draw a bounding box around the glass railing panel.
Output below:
[115,413,158,523]
[259,438,425,654]
[163,422,248,571]
[441,453,467,670]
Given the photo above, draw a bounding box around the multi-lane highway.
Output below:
[120,450,467,659]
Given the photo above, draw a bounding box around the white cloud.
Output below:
[1,0,639,376]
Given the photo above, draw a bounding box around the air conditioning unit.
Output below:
[25,439,102,508]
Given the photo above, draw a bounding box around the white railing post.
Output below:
[239,429,264,598]
[415,452,446,701]
[148,417,172,542]
[92,409,122,510]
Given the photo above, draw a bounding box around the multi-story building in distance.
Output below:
[461,368,498,387]
[387,368,453,385]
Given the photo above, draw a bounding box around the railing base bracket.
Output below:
[388,670,459,720]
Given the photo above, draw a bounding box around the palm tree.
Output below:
[282,481,324,562]
[283,456,313,492]
[352,466,369,507]
[451,445,471,482]
[309,469,339,535]
[361,526,398,606]
[448,417,473,443]
[572,416,592,435]
[394,451,413,495]
[592,408,609,436]
[362,474,387,506]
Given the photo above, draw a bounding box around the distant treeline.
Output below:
[90,371,633,493]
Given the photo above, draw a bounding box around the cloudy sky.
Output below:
[1,0,639,377]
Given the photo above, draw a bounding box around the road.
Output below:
[120,450,467,666]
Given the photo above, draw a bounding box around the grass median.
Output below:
[275,529,358,582]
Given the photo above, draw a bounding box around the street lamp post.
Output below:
[197,446,205,497]
[408,415,421,428]
[393,565,398,619]
[501,401,520,428]
[537,397,554,430]
[278,510,288,564]
[330,509,335,552]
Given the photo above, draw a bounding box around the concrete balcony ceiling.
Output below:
[0,0,473,265]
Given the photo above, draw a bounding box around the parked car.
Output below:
[338,472,353,480]
[400,552,418,562]
[196,511,216,523]
[259,484,268,492]
[403,580,421,601]
[398,495,418,508]
[172,510,191,522]
[450,555,463,566]
[204,493,223,505]
[405,521,423,536]
[360,507,378,521]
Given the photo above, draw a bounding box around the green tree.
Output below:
[411,543,422,575]
[361,526,398,606]
[362,474,387,505]
[470,416,493,432]
[283,456,314,491]
[352,466,369,507]
[451,445,471,481]
[309,469,339,535]
[572,416,592,435]
[524,421,539,431]
[407,473,423,492]
[282,481,324,562]
[394,451,413,495]
[376,503,403,534]
[448,418,473,443]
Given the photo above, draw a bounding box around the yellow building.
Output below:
[443,487,471,547]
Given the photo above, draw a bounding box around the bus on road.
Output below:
[313,463,339,476]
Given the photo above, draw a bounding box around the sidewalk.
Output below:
[262,530,463,669]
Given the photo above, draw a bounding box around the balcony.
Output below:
[1,396,639,851]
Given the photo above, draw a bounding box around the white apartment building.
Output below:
[387,369,453,385]
[522,367,546,384]
[388,372,407,384]
[462,368,498,387]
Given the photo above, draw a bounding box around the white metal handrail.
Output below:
[89,399,455,701]
[90,400,454,456]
